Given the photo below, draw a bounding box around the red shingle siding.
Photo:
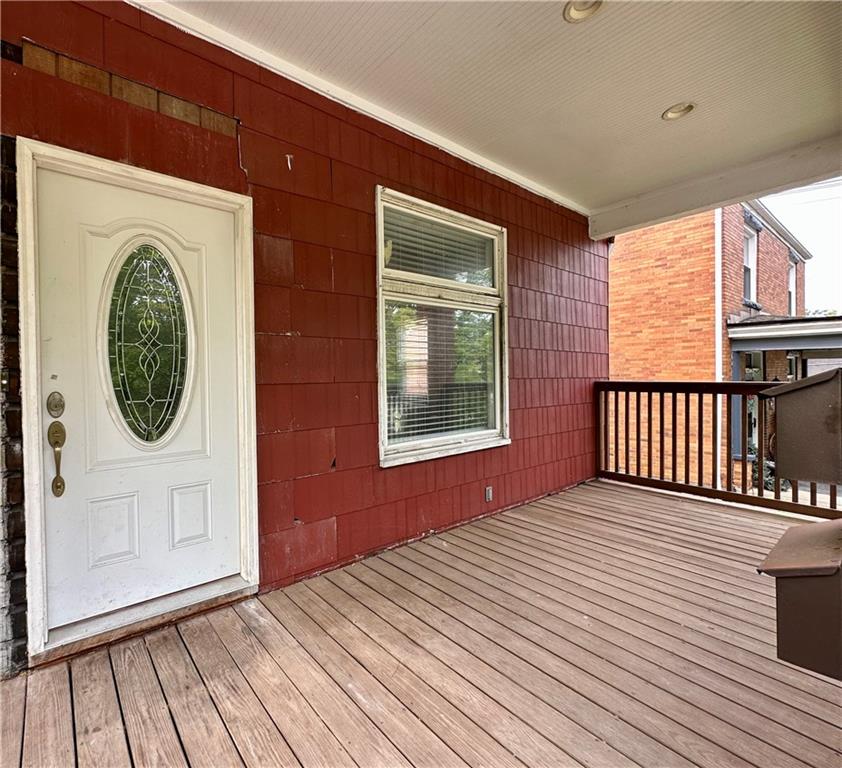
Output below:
[1,1,608,591]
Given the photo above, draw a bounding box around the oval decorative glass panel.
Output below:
[107,244,188,443]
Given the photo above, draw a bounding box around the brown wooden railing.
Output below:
[595,381,840,519]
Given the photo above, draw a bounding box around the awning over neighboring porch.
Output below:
[728,315,842,353]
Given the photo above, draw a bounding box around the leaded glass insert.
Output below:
[107,244,188,442]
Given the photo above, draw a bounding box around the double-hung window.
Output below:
[376,187,509,467]
[743,226,758,303]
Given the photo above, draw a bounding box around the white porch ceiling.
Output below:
[143,1,842,237]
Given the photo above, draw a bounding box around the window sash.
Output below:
[376,187,509,466]
[788,264,796,314]
[383,296,500,444]
[743,228,757,302]
[383,203,498,290]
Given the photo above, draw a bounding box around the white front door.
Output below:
[19,140,257,653]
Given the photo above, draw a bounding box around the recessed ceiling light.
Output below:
[661,102,696,121]
[563,1,604,24]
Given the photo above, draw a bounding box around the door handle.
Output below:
[47,421,66,497]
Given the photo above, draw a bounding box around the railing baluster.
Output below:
[613,389,619,473]
[792,478,799,504]
[774,473,781,500]
[711,393,719,489]
[671,393,677,483]
[635,391,641,477]
[647,391,653,478]
[659,392,665,480]
[758,396,766,498]
[594,389,601,473]
[810,482,817,507]
[725,394,732,492]
[740,395,748,495]
[831,485,838,510]
[697,393,704,487]
[684,392,690,485]
[624,390,630,473]
[602,389,609,472]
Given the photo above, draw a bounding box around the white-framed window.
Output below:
[376,186,509,467]
[788,261,797,315]
[743,226,758,303]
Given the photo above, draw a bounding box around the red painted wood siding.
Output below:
[1,1,609,590]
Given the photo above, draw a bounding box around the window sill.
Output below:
[380,435,511,468]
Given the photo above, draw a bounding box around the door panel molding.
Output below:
[17,137,258,658]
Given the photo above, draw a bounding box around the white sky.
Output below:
[760,177,842,314]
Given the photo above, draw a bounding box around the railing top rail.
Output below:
[595,380,775,395]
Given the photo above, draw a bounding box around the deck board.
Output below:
[478,516,778,615]
[282,581,526,768]
[177,615,300,768]
[0,670,26,768]
[260,589,469,768]
[3,481,841,768]
[386,544,835,768]
[21,663,74,768]
[70,649,131,768]
[207,606,356,768]
[110,637,188,768]
[145,627,244,768]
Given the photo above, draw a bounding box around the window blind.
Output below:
[384,206,494,287]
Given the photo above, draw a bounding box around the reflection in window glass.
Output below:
[385,300,495,443]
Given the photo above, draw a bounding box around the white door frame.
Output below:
[17,137,258,658]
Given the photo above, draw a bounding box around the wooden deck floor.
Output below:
[3,481,841,768]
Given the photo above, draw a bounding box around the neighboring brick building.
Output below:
[611,201,807,384]
[608,200,842,488]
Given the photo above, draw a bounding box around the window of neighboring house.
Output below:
[788,261,797,315]
[743,226,758,303]
[376,187,509,467]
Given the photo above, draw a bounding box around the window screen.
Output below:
[385,300,495,443]
[377,188,508,466]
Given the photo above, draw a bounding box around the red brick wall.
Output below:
[0,2,608,591]
[610,211,716,381]
[608,212,716,480]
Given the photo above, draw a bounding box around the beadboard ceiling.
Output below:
[142,1,842,236]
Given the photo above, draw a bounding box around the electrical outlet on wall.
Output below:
[485,486,493,502]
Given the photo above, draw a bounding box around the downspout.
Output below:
[714,208,723,488]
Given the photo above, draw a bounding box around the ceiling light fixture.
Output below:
[661,102,696,121]
[563,1,604,24]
